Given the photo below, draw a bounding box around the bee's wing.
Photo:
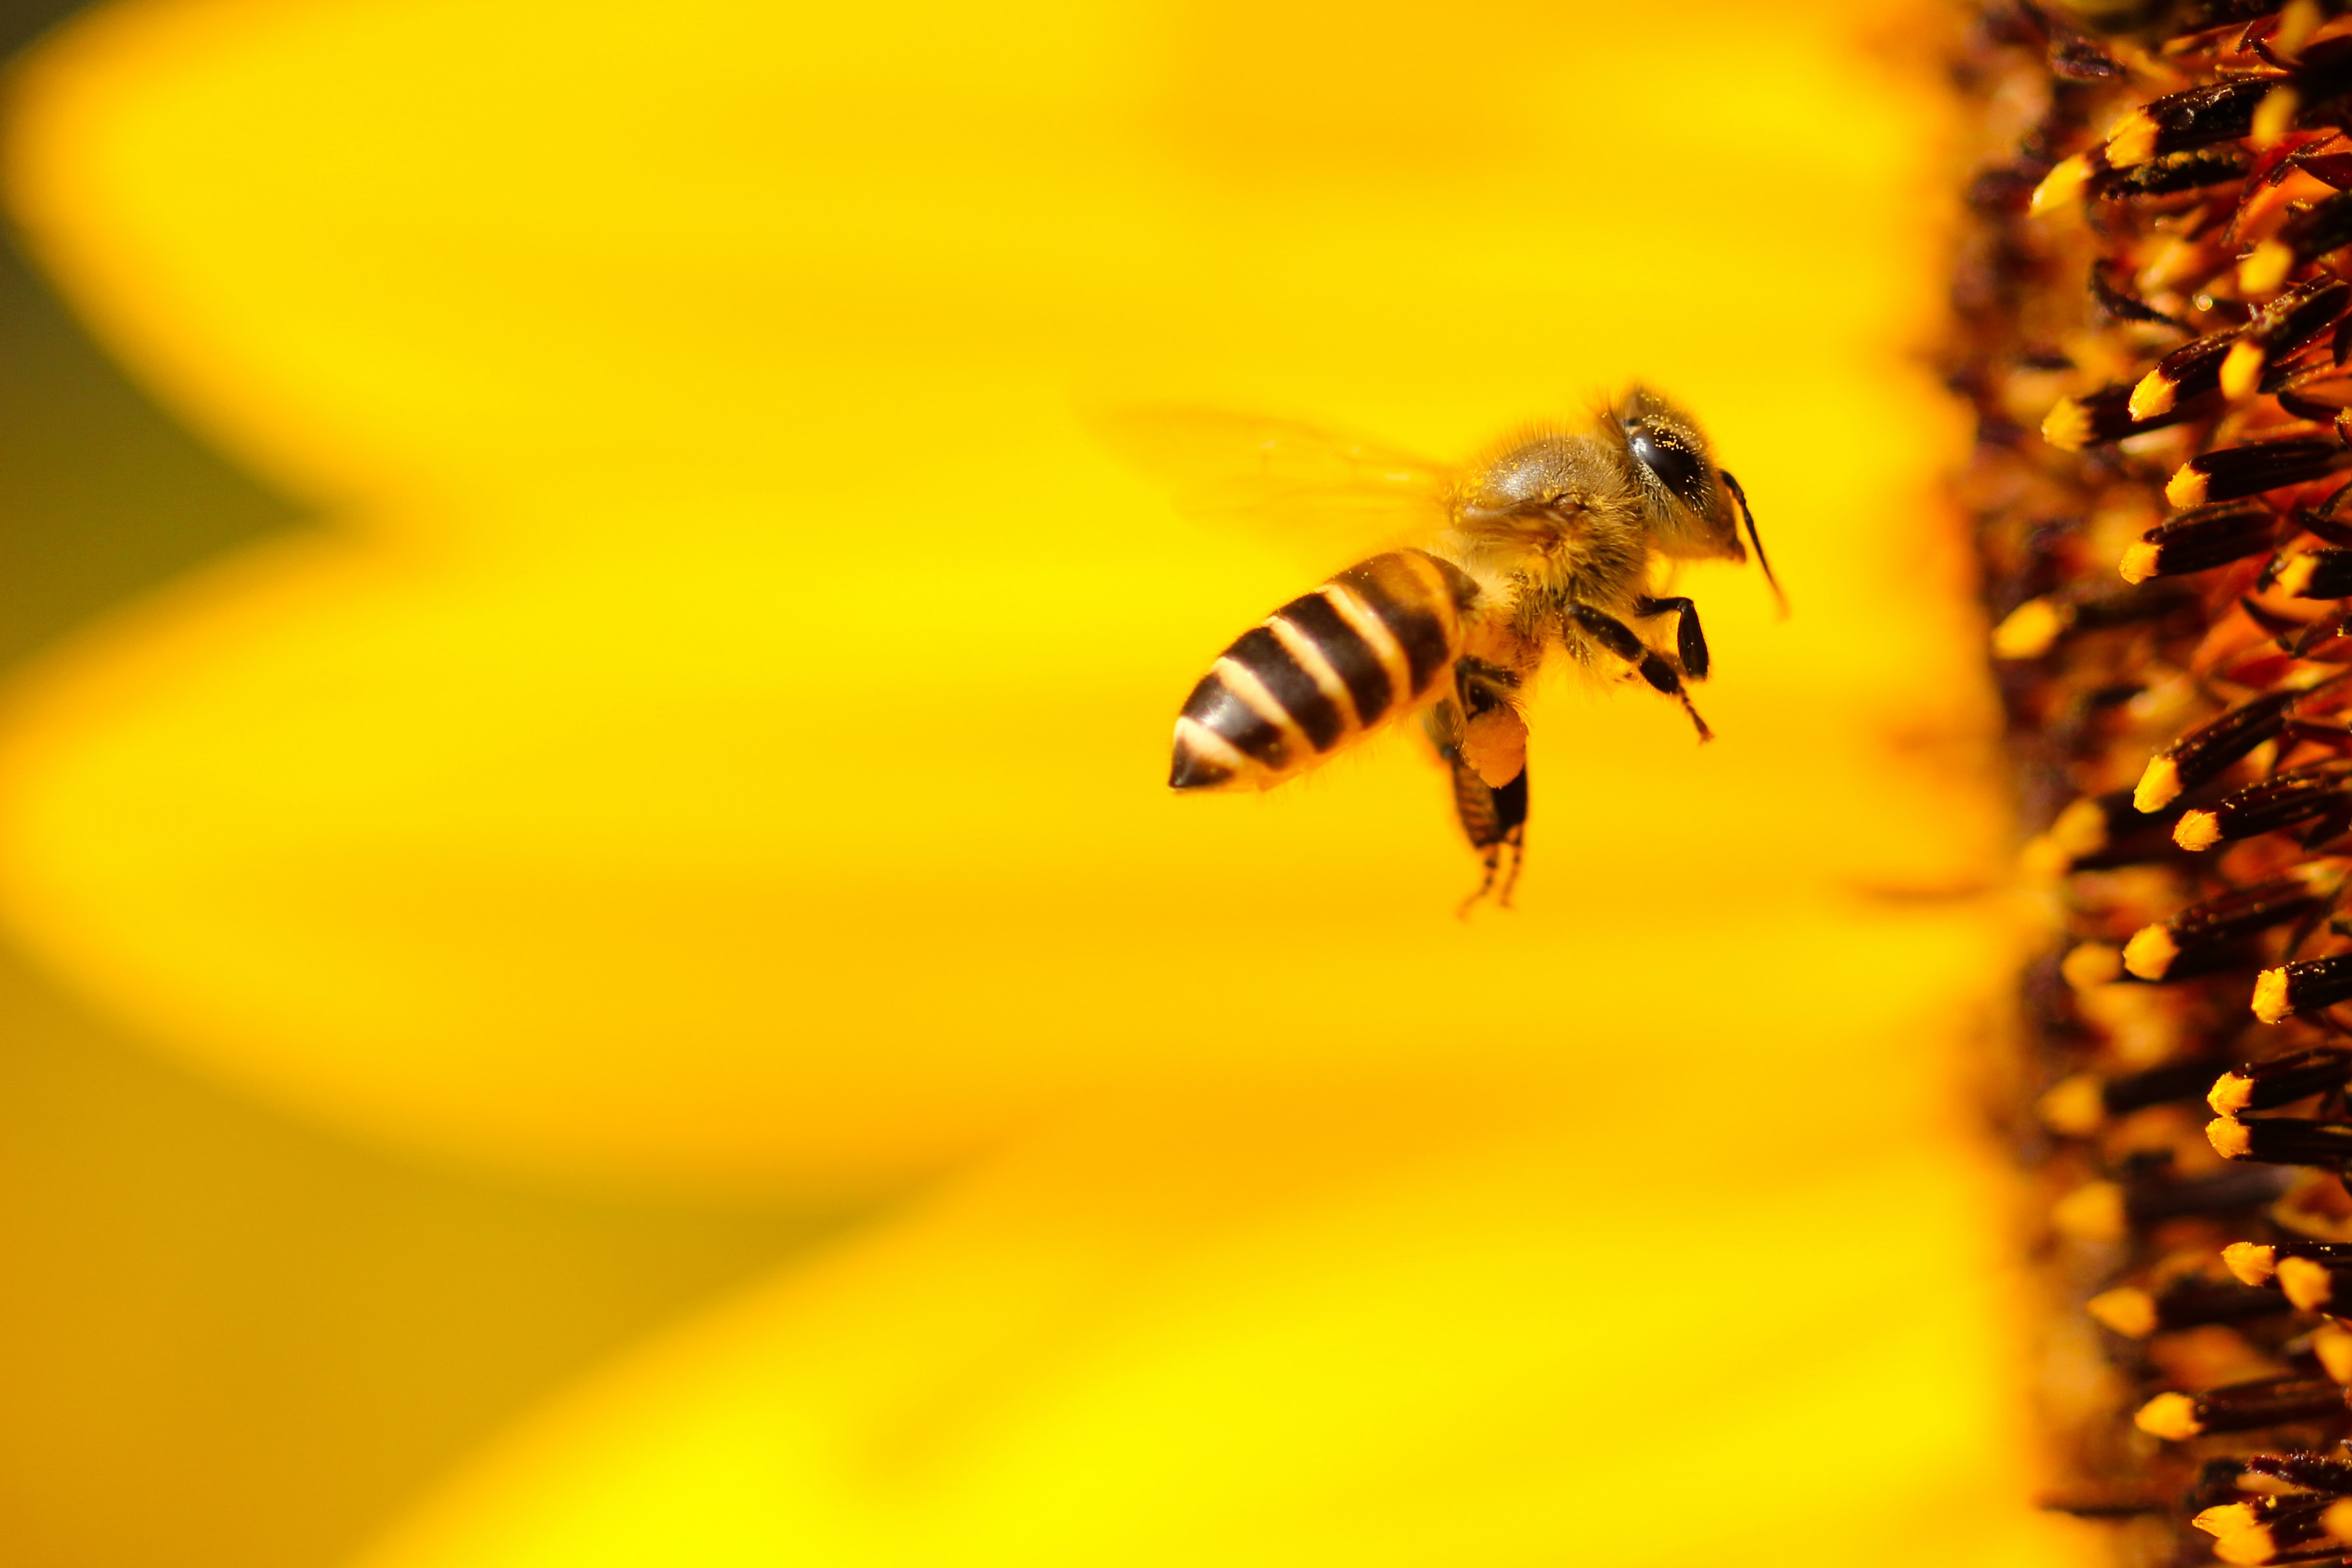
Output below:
[1090,405,1454,573]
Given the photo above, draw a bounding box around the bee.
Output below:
[1141,389,1780,909]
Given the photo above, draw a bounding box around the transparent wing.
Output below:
[1090,405,1455,572]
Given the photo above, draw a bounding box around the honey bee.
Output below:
[1131,390,1780,909]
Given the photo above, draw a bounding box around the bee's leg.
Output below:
[1423,696,1530,915]
[1568,603,1712,742]
[1455,766,1527,916]
[1632,594,1708,680]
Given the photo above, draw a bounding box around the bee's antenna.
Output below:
[1720,468,1787,619]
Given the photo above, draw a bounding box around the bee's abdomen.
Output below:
[1170,549,1472,791]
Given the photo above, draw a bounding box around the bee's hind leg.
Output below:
[1569,603,1712,742]
[1424,697,1530,917]
[1453,768,1527,917]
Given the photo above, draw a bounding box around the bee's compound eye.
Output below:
[1625,424,1708,508]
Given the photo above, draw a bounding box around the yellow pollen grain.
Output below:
[2222,338,2269,399]
[2133,754,2182,812]
[2129,369,2178,421]
[2133,1390,2204,1439]
[2296,859,2347,895]
[2030,153,2094,216]
[2280,1254,2337,1310]
[2252,85,2302,150]
[2224,1241,2278,1286]
[2118,539,2164,584]
[2278,553,2322,598]
[2316,1322,2352,1384]
[2197,1501,2260,1538]
[2018,834,2070,880]
[2052,796,2111,856]
[2087,1286,2160,1338]
[2146,233,2210,290]
[2041,395,2096,452]
[2105,108,2160,168]
[2062,943,2124,990]
[2122,923,2178,979]
[2174,809,2223,852]
[2217,1527,2282,1565]
[2280,0,2325,57]
[2210,1072,2257,1115]
[1992,595,2066,658]
[2052,1180,2129,1243]
[2165,465,2210,508]
[2243,239,2297,295]
[2208,1116,2255,1158]
[2325,1495,2352,1543]
[2036,1073,2107,1135]
[2256,966,2295,1023]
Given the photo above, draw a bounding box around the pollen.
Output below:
[1962,1,2352,1542]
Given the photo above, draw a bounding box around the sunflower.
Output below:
[0,0,2088,1563]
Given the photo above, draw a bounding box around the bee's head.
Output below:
[1612,388,1735,555]
[1612,387,1783,610]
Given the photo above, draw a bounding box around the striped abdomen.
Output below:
[1169,548,1478,791]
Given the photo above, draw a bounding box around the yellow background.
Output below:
[0,0,2100,1563]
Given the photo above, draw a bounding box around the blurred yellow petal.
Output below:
[0,0,1987,1193]
[356,1085,2092,1568]
[0,0,2096,1560]
[7,0,1939,535]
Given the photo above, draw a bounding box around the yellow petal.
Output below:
[0,0,1984,1192]
[355,1090,2089,1568]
